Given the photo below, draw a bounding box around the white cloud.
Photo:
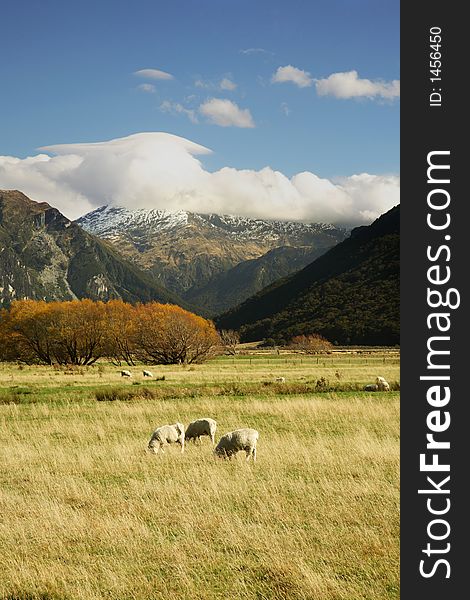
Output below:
[220,77,237,91]
[272,65,313,88]
[137,83,156,93]
[0,154,95,218]
[281,102,291,116]
[315,70,400,100]
[0,132,399,224]
[134,68,174,80]
[240,48,273,55]
[199,99,255,128]
[195,77,237,91]
[160,101,198,124]
[333,173,400,221]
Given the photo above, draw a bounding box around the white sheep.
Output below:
[376,376,391,391]
[185,418,217,445]
[214,428,259,462]
[143,370,153,378]
[148,423,185,454]
[364,383,378,392]
[121,370,132,377]
[275,376,286,383]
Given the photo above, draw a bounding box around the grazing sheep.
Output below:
[185,418,217,445]
[275,376,286,383]
[364,383,378,392]
[376,376,391,391]
[214,428,259,462]
[143,370,153,378]
[148,423,185,454]
[121,370,132,378]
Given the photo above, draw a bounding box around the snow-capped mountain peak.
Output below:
[76,205,340,241]
[75,205,347,306]
[76,205,191,236]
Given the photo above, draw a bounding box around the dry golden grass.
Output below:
[0,355,399,600]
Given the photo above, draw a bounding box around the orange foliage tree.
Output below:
[0,307,27,362]
[0,300,58,364]
[0,299,220,365]
[133,303,220,364]
[102,300,137,366]
[49,300,107,365]
[0,299,108,365]
[288,333,333,354]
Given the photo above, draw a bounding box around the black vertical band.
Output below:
[401,3,467,597]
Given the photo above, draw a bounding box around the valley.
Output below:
[77,205,347,312]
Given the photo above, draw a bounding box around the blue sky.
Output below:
[0,0,399,223]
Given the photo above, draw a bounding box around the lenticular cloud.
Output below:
[0,132,399,224]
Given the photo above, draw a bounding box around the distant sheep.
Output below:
[364,384,378,392]
[376,376,391,392]
[148,423,185,454]
[121,370,132,378]
[143,370,153,378]
[185,418,217,445]
[275,376,286,383]
[214,428,259,462]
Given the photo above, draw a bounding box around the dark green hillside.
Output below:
[0,190,183,307]
[216,206,399,345]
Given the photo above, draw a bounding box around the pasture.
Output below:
[0,352,400,600]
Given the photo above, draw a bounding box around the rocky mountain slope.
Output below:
[216,205,399,346]
[186,245,327,315]
[77,205,347,310]
[0,190,183,307]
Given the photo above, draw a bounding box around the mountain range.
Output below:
[1,190,399,346]
[77,205,346,314]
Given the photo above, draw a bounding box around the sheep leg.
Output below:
[252,447,257,462]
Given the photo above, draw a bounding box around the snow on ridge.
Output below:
[77,205,341,239]
[77,205,190,235]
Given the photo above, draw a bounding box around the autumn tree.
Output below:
[288,333,333,354]
[102,300,137,365]
[219,329,240,355]
[133,303,220,364]
[0,299,220,366]
[0,308,28,362]
[0,300,57,364]
[0,299,108,365]
[48,300,107,365]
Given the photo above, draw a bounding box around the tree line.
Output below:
[0,300,221,365]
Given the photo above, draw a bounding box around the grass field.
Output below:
[0,353,400,600]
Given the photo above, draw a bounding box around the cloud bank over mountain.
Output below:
[0,132,399,224]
